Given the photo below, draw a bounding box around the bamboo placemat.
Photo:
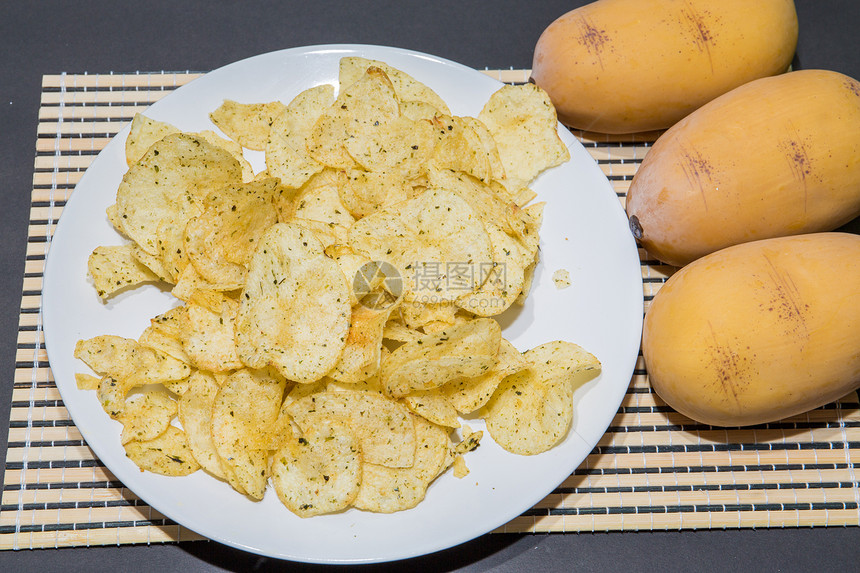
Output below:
[2,70,859,551]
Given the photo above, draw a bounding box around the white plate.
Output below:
[42,44,643,564]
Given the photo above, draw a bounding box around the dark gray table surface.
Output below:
[1,1,858,571]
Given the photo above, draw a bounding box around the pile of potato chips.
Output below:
[74,57,601,517]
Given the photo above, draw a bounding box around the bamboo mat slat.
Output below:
[2,70,859,552]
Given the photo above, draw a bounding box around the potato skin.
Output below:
[626,70,860,267]
[531,0,798,133]
[643,233,860,427]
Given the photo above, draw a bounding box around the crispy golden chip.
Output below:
[178,371,229,479]
[265,84,334,188]
[397,301,458,330]
[171,264,232,312]
[381,318,501,398]
[459,116,506,181]
[118,389,177,445]
[181,300,244,372]
[185,177,280,289]
[451,454,469,478]
[124,426,200,476]
[339,57,451,115]
[292,169,355,228]
[308,67,400,169]
[429,115,491,182]
[125,114,180,166]
[75,373,101,391]
[211,368,287,499]
[130,244,173,283]
[235,222,351,383]
[88,244,161,299]
[209,99,287,151]
[75,335,192,388]
[348,188,493,303]
[400,100,441,122]
[402,389,460,428]
[270,419,362,518]
[194,129,255,182]
[382,318,423,343]
[484,341,601,455]
[441,338,528,414]
[138,306,191,364]
[478,83,570,189]
[347,114,437,178]
[353,415,450,513]
[329,304,396,384]
[115,133,243,256]
[339,169,415,219]
[286,390,416,468]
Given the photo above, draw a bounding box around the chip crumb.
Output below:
[552,269,571,290]
[452,454,470,478]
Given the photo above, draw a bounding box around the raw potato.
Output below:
[531,0,798,133]
[627,70,860,266]
[643,233,860,427]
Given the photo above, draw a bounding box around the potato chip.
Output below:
[124,426,200,476]
[125,113,179,166]
[291,220,350,250]
[138,306,191,364]
[291,169,355,228]
[74,372,100,391]
[75,335,192,388]
[382,318,423,343]
[308,67,400,169]
[88,244,160,299]
[178,371,228,479]
[265,84,334,188]
[195,129,255,182]
[353,415,450,513]
[270,419,361,518]
[400,100,441,122]
[429,115,491,182]
[338,169,415,219]
[185,177,280,288]
[348,188,493,303]
[211,368,287,499]
[209,99,287,151]
[115,133,243,255]
[381,318,501,398]
[286,390,415,468]
[402,389,460,428]
[459,116,506,181]
[478,83,570,189]
[451,454,469,478]
[328,304,396,384]
[339,57,451,115]
[118,389,177,445]
[441,338,528,414]
[181,300,244,372]
[346,114,437,178]
[484,341,601,455]
[235,222,351,383]
[171,264,232,312]
[130,244,173,283]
